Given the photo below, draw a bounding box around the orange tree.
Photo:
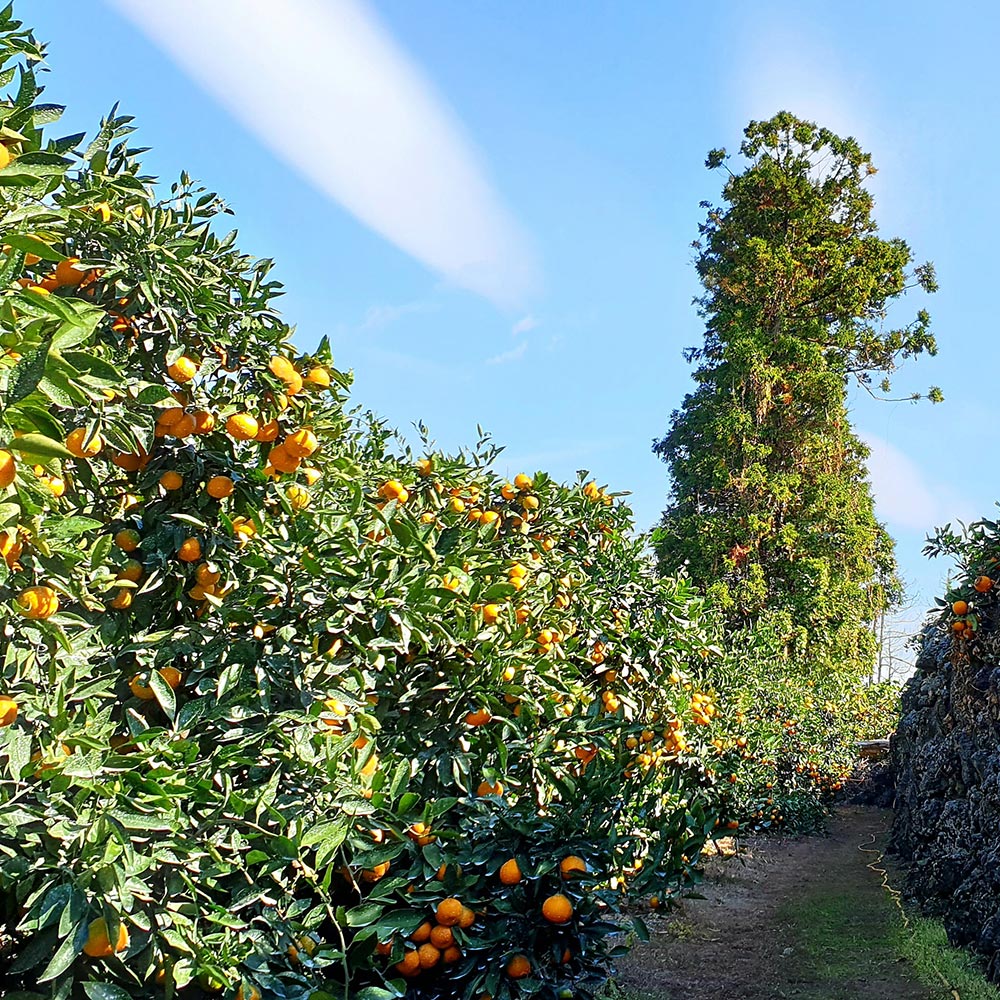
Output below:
[700,624,899,834]
[0,13,728,999]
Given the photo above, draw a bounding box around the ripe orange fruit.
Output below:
[463,708,491,726]
[975,576,994,593]
[305,366,332,388]
[499,859,522,885]
[542,894,573,924]
[379,480,409,504]
[114,528,141,552]
[435,898,464,927]
[190,409,216,434]
[158,407,186,428]
[513,473,533,491]
[269,443,301,474]
[560,855,587,878]
[0,450,15,488]
[0,530,22,568]
[507,953,531,979]
[195,562,221,587]
[178,537,202,562]
[226,413,259,440]
[82,917,129,958]
[395,949,421,977]
[0,696,17,726]
[361,861,390,882]
[477,779,504,797]
[16,585,59,619]
[235,986,261,1000]
[952,600,969,616]
[159,666,183,689]
[206,475,234,499]
[159,471,183,491]
[286,484,311,510]
[458,906,475,929]
[169,413,197,438]
[255,419,280,443]
[232,516,257,542]
[284,428,319,458]
[111,450,146,472]
[167,356,198,383]
[417,943,440,969]
[442,945,461,964]
[0,145,10,170]
[66,427,102,458]
[482,603,502,625]
[109,589,133,610]
[411,921,433,944]
[407,821,435,846]
[54,257,88,287]
[269,355,298,382]
[429,925,453,949]
[129,674,155,700]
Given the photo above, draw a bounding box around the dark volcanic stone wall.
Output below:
[892,627,1000,979]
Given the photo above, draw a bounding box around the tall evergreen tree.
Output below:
[654,112,940,666]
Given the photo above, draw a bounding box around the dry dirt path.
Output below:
[615,806,932,1000]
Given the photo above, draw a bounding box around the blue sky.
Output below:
[27,1,998,663]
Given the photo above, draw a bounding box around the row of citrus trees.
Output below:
[0,10,897,1000]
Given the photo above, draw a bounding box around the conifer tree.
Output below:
[653,112,940,666]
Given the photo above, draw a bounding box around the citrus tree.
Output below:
[0,12,729,999]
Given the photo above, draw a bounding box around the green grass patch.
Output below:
[778,877,1000,999]
[896,914,1000,1000]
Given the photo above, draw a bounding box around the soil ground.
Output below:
[614,806,933,1000]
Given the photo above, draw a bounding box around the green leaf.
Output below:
[136,384,173,404]
[5,339,50,405]
[62,351,121,383]
[44,516,103,539]
[83,985,133,1000]
[7,433,73,460]
[149,669,176,722]
[38,927,80,982]
[345,903,382,927]
[3,234,64,262]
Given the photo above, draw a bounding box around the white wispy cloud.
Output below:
[107,0,538,307]
[486,341,528,366]
[726,19,872,144]
[358,301,434,333]
[511,314,540,336]
[860,431,975,533]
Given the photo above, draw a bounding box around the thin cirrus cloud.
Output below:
[106,0,538,309]
[486,341,528,366]
[860,431,973,533]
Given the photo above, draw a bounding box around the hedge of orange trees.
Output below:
[0,15,736,999]
[0,12,899,1000]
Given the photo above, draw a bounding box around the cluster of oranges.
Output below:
[386,897,476,977]
[950,575,993,640]
[690,691,717,726]
[16,255,97,295]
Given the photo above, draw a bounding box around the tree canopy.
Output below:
[654,112,940,666]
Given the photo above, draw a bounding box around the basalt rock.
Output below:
[892,626,1000,977]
